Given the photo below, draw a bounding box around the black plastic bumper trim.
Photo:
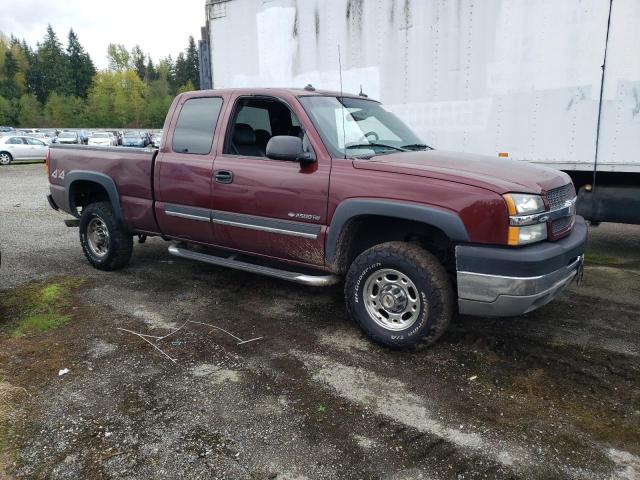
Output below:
[456,216,588,277]
[47,194,59,211]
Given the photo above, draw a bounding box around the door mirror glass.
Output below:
[266,135,315,164]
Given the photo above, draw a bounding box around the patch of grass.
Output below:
[0,278,84,337]
[40,284,61,304]
[585,252,625,266]
[11,313,70,338]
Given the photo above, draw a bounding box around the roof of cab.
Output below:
[179,87,377,101]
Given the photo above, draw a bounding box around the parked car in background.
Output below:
[39,129,58,140]
[122,131,147,148]
[55,131,81,144]
[107,131,122,145]
[0,135,49,165]
[78,130,90,145]
[151,132,162,148]
[88,132,117,147]
[26,132,51,143]
[0,126,14,133]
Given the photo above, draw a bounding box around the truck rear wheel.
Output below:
[79,201,133,271]
[345,242,453,349]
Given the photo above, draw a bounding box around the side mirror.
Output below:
[266,135,316,165]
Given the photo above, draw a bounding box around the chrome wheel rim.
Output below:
[0,153,10,165]
[363,268,423,331]
[87,217,110,257]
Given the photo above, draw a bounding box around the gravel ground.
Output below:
[0,163,639,479]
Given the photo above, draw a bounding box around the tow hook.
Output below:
[138,234,147,244]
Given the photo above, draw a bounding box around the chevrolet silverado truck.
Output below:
[46,88,587,348]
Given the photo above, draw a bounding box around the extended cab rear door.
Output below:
[210,92,331,267]
[154,93,227,244]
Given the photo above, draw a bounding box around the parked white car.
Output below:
[0,135,49,165]
[88,132,117,147]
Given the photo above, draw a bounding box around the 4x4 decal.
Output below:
[50,169,65,180]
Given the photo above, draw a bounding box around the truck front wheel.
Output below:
[79,201,133,271]
[345,242,453,349]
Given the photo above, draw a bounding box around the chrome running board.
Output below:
[168,245,340,287]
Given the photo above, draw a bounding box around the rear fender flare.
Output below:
[64,171,123,222]
[325,198,469,266]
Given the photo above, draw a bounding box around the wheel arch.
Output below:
[65,171,123,222]
[326,199,469,274]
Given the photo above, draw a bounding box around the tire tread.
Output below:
[345,241,453,349]
[79,201,133,271]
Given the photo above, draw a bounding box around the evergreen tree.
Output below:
[144,57,157,83]
[67,29,96,98]
[131,45,146,81]
[174,52,188,90]
[185,36,200,89]
[37,25,72,99]
[21,40,41,99]
[0,50,19,98]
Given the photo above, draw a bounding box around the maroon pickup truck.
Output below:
[47,88,586,348]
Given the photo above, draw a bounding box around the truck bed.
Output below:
[48,145,159,234]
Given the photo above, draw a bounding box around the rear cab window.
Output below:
[172,97,223,155]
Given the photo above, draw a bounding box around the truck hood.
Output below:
[352,150,570,194]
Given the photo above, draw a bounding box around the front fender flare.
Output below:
[325,198,469,266]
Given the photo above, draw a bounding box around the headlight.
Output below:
[503,193,545,215]
[503,193,547,246]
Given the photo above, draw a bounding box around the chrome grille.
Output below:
[545,183,576,239]
[545,183,575,210]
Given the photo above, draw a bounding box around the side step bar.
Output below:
[168,245,340,287]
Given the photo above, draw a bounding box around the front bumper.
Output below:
[456,216,587,317]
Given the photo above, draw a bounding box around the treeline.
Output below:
[0,25,200,128]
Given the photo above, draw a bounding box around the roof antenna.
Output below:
[359,85,368,98]
[338,44,347,159]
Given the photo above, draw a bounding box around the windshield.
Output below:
[92,133,109,138]
[298,96,427,158]
[59,132,76,138]
[124,132,140,138]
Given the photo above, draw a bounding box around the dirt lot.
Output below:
[1,163,639,479]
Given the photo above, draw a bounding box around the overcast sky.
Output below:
[0,0,206,69]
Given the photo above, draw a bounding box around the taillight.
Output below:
[44,148,50,174]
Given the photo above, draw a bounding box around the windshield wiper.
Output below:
[345,143,408,152]
[400,143,433,150]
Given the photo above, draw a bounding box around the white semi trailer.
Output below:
[202,0,640,224]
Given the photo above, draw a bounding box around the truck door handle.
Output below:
[214,170,234,184]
